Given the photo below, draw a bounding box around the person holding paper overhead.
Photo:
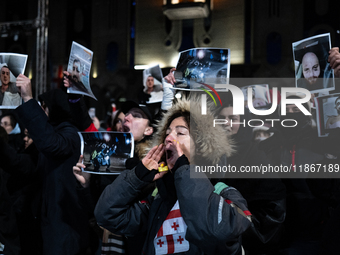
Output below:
[15,74,91,255]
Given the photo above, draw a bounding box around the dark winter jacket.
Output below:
[95,161,251,255]
[221,109,286,254]
[260,114,327,249]
[0,169,21,255]
[95,97,251,254]
[16,90,89,255]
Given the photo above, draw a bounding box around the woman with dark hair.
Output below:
[110,109,125,132]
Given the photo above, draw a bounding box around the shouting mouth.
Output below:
[165,144,178,166]
[166,149,174,161]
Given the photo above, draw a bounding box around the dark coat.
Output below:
[95,163,251,255]
[223,110,286,254]
[0,124,40,254]
[0,169,21,255]
[260,122,327,252]
[16,92,89,255]
[0,139,42,254]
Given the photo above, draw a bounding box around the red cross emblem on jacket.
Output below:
[154,201,189,254]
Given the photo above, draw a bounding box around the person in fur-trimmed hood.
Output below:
[95,96,252,255]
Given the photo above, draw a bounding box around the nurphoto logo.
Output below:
[199,83,312,129]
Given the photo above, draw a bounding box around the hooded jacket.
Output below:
[95,97,251,255]
[16,89,89,255]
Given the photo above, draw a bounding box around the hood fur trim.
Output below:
[151,96,234,165]
[135,139,153,159]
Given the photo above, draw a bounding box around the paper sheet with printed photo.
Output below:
[67,42,96,100]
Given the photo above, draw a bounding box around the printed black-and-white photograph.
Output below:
[0,53,27,77]
[143,64,163,104]
[0,53,27,109]
[67,41,97,100]
[314,93,340,137]
[240,84,271,109]
[78,131,134,174]
[293,33,334,94]
[173,48,230,90]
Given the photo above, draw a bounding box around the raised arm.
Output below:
[95,145,166,236]
[16,75,80,160]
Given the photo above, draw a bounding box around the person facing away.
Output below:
[15,74,91,255]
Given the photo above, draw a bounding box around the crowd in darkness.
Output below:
[1,45,340,255]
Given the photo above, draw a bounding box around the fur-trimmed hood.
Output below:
[150,96,234,165]
[135,138,153,160]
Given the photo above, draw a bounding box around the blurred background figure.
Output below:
[252,124,273,143]
[110,109,125,132]
[0,112,24,152]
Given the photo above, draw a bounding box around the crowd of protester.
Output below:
[1,47,340,255]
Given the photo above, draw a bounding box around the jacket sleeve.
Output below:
[174,165,251,253]
[16,99,79,160]
[242,198,286,251]
[94,168,151,236]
